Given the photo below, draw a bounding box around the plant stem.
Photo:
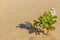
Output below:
[46,28,50,35]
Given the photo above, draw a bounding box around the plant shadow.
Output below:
[16,22,46,35]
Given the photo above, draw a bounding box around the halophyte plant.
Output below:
[33,8,57,35]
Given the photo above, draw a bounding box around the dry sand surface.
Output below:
[0,0,60,40]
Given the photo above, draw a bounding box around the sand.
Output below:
[0,0,60,40]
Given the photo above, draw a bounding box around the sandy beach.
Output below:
[0,0,60,40]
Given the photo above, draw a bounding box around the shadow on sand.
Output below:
[16,22,46,35]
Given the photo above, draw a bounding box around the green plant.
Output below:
[33,8,57,35]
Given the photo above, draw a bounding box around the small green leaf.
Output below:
[52,16,57,19]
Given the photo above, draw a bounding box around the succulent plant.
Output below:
[33,8,57,35]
